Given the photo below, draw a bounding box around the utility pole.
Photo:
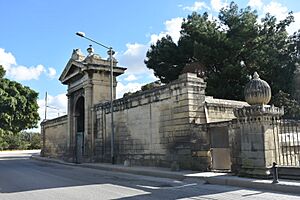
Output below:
[44,92,48,120]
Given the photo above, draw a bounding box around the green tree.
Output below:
[272,91,300,119]
[0,65,40,134]
[0,130,41,150]
[3,132,30,150]
[0,129,9,150]
[145,2,300,103]
[145,35,185,83]
[21,131,41,149]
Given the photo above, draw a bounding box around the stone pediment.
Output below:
[59,59,85,85]
[59,48,127,85]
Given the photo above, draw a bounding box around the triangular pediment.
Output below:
[59,59,85,84]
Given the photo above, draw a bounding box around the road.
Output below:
[0,151,299,200]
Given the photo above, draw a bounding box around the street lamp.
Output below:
[76,31,115,164]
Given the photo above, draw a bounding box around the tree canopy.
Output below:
[0,65,40,133]
[145,2,300,106]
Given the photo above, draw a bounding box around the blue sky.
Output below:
[0,0,300,124]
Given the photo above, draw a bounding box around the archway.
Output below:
[75,96,84,163]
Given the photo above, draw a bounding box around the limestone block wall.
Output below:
[94,73,208,168]
[189,124,212,170]
[39,71,253,171]
[228,121,242,173]
[41,115,68,159]
[188,119,245,173]
[205,96,248,123]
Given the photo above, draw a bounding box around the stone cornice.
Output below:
[234,105,284,119]
[41,115,68,126]
[59,55,126,85]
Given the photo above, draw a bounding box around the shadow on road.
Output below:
[0,158,269,199]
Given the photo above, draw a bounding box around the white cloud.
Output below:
[47,67,57,78]
[0,48,57,81]
[116,82,143,98]
[124,74,138,81]
[118,43,148,75]
[259,1,300,35]
[287,12,300,35]
[38,93,68,121]
[247,0,263,10]
[165,17,183,43]
[183,1,210,12]
[117,17,183,87]
[0,48,16,70]
[147,71,158,82]
[33,92,68,131]
[150,17,183,44]
[210,0,228,12]
[117,17,183,81]
[123,43,147,57]
[116,70,158,98]
[263,1,288,21]
[9,64,46,81]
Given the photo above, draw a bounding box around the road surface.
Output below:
[0,150,299,200]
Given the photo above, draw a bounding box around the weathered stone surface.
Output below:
[234,98,283,176]
[41,115,68,159]
[244,72,271,105]
[42,47,253,172]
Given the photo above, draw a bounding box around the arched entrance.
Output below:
[75,96,84,163]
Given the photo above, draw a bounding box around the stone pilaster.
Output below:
[83,79,93,159]
[234,105,284,177]
[66,94,71,153]
[66,92,76,162]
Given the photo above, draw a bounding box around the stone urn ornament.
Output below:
[244,72,271,105]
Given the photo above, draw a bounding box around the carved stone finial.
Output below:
[253,71,259,79]
[87,45,94,56]
[71,48,85,61]
[107,49,118,64]
[244,72,271,105]
[84,45,102,63]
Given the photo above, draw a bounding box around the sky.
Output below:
[0,0,300,129]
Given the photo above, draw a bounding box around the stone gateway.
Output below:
[42,47,295,177]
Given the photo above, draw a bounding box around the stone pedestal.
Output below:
[234,105,284,177]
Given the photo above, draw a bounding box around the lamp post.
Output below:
[76,32,115,164]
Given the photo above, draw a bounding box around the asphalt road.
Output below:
[0,151,299,200]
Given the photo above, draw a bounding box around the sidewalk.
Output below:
[0,150,40,158]
[31,155,300,195]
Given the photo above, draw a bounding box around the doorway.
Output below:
[75,96,84,163]
[210,126,231,171]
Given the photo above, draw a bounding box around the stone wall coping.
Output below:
[206,120,233,127]
[191,120,234,129]
[234,105,284,118]
[41,115,68,126]
[205,96,249,107]
[95,73,206,111]
[94,84,169,111]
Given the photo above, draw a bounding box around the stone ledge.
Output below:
[41,115,68,126]
[234,105,284,118]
